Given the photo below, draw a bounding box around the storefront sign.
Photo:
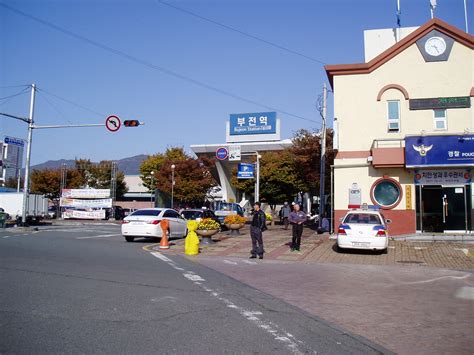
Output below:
[414,169,471,185]
[405,185,412,209]
[61,189,111,199]
[63,209,106,219]
[60,198,112,208]
[237,163,254,179]
[229,112,276,136]
[405,135,474,167]
[409,96,470,110]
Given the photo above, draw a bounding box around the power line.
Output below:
[0,87,30,100]
[36,90,75,125]
[0,84,30,89]
[37,88,105,118]
[157,0,327,65]
[1,2,319,124]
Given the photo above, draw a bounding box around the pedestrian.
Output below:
[288,203,307,251]
[281,201,291,230]
[249,201,267,259]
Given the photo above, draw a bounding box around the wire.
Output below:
[37,88,105,118]
[0,84,30,89]
[0,2,319,124]
[0,87,30,100]
[36,90,75,125]
[157,0,327,65]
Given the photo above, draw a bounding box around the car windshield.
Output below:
[130,209,162,217]
[217,203,236,211]
[344,213,381,225]
[181,210,202,220]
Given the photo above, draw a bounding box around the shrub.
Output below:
[197,218,220,230]
[224,214,246,225]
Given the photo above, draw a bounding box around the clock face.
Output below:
[424,36,447,57]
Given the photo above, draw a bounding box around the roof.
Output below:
[325,18,474,88]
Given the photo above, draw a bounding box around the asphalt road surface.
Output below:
[0,224,390,354]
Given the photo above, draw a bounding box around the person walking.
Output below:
[249,202,267,259]
[281,201,291,230]
[288,203,307,251]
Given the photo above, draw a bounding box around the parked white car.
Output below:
[336,208,390,253]
[121,208,187,242]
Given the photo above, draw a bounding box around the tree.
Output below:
[141,147,217,207]
[30,168,83,203]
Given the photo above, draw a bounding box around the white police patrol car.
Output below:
[336,205,390,253]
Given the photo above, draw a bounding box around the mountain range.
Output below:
[30,154,149,175]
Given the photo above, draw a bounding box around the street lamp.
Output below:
[171,164,175,209]
[150,171,155,206]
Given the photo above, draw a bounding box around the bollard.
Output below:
[185,220,200,255]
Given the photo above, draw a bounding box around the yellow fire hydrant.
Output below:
[185,220,200,255]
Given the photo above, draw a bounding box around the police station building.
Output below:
[325,19,473,235]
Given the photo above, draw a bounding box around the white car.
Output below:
[336,209,390,253]
[121,208,187,242]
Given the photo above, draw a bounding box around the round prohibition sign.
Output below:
[216,147,229,160]
[105,115,121,132]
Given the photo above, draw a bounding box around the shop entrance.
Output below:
[416,185,470,232]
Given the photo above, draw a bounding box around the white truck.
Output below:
[0,192,48,223]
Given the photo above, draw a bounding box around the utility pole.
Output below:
[255,152,260,202]
[21,84,36,225]
[318,83,327,230]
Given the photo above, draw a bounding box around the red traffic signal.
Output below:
[124,120,140,127]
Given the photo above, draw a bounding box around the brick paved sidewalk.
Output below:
[164,224,474,270]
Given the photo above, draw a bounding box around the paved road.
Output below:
[0,224,389,354]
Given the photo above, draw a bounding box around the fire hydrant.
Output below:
[185,220,200,255]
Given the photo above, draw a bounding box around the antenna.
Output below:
[430,0,437,19]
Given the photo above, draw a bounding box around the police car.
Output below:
[336,204,390,253]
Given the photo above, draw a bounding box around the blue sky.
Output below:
[1,0,471,165]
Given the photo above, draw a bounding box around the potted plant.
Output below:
[196,218,220,244]
[265,213,273,225]
[224,214,246,235]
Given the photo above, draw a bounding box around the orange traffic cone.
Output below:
[159,219,170,250]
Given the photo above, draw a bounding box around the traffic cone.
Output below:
[159,219,170,250]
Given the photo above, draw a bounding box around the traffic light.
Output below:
[124,120,140,127]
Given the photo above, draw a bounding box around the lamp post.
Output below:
[150,171,155,207]
[171,164,175,209]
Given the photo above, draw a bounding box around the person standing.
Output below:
[281,201,291,230]
[288,203,307,251]
[250,202,267,259]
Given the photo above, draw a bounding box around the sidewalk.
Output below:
[165,224,474,271]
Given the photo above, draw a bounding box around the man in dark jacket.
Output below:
[250,201,266,259]
[288,203,307,251]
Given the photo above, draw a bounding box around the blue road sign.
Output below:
[237,163,254,179]
[229,112,276,136]
[216,147,229,160]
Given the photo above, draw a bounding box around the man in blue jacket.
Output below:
[288,203,307,251]
[250,202,266,259]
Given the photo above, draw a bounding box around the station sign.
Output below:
[229,112,276,136]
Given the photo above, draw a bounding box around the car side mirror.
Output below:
[385,219,392,224]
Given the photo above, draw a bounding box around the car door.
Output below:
[163,210,186,237]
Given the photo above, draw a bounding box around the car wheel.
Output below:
[125,236,134,242]
[335,243,344,253]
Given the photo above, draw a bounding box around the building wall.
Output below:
[333,41,473,154]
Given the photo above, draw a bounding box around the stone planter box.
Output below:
[225,223,245,235]
[196,229,219,244]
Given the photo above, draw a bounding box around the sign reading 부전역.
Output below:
[229,112,276,136]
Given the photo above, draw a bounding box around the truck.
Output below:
[0,192,48,223]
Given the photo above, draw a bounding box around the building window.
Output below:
[434,109,447,130]
[370,178,402,209]
[387,100,400,132]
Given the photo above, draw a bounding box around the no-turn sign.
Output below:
[106,115,121,132]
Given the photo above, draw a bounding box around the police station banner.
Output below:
[61,189,111,199]
[405,135,474,167]
[62,209,106,219]
[414,169,471,185]
[60,198,112,209]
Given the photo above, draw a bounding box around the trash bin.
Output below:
[0,212,7,228]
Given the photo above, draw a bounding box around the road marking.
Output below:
[223,259,238,265]
[243,260,257,265]
[455,287,474,300]
[454,248,470,256]
[399,274,471,285]
[76,234,122,239]
[2,236,11,239]
[148,250,305,354]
